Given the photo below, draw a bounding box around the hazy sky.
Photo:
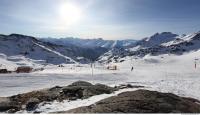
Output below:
[0,0,200,40]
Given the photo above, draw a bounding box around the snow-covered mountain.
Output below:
[0,34,78,67]
[40,37,137,49]
[0,34,132,67]
[98,31,200,63]
[136,32,178,47]
[1,31,200,66]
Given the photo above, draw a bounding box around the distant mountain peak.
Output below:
[8,34,38,42]
[150,32,178,39]
[137,32,179,48]
[9,33,29,37]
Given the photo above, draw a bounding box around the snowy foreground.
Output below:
[1,50,200,113]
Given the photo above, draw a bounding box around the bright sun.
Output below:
[58,3,82,25]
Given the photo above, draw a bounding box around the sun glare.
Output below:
[58,3,82,26]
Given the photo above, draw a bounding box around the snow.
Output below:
[36,64,118,75]
[1,34,200,113]
[182,32,198,41]
[111,40,117,48]
[33,42,76,64]
[19,49,200,114]
[129,45,141,51]
[0,70,128,97]
[0,34,77,65]
[98,50,113,63]
[1,50,200,100]
[117,50,200,100]
[140,32,178,47]
[0,53,44,71]
[161,32,199,47]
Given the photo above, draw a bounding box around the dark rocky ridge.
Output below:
[65,90,200,113]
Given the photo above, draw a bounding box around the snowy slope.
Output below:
[115,50,200,100]
[2,49,199,113]
[34,42,76,64]
[0,33,136,67]
[0,53,49,71]
[0,54,18,71]
[0,34,76,66]
[99,31,200,63]
[139,32,178,47]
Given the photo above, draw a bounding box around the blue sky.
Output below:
[0,0,200,40]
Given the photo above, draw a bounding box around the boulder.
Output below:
[66,90,200,113]
[83,84,115,96]
[61,87,84,100]
[26,98,40,111]
[0,97,19,113]
[69,81,93,87]
[61,82,116,100]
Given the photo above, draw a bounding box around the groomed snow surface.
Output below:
[1,50,200,113]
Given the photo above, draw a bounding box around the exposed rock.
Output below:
[61,81,116,100]
[0,81,116,113]
[82,84,115,99]
[69,81,93,87]
[66,90,200,113]
[0,97,19,113]
[115,84,145,89]
[61,87,84,100]
[26,98,40,111]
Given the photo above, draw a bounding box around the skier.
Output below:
[131,66,134,71]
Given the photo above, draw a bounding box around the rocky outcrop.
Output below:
[66,90,200,113]
[0,81,116,113]
[0,97,19,112]
[61,83,115,100]
[3,81,199,113]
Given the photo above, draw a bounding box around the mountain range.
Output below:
[98,31,200,63]
[40,37,137,49]
[0,34,136,68]
[0,31,200,68]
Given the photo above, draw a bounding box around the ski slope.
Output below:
[0,53,44,71]
[33,42,77,64]
[116,50,200,100]
[1,50,200,113]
